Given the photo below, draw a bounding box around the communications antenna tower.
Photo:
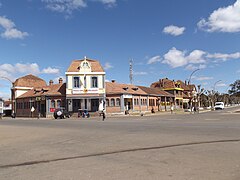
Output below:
[129,59,133,84]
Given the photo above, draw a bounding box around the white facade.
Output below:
[65,58,106,112]
[0,99,3,114]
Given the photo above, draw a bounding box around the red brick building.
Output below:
[16,78,66,118]
[151,78,197,109]
[106,81,174,114]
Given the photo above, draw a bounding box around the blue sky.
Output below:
[0,0,240,99]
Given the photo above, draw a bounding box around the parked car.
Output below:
[214,102,224,110]
[54,108,71,119]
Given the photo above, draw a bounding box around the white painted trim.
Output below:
[65,72,105,75]
[13,86,33,90]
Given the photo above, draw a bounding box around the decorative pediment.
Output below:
[79,56,92,72]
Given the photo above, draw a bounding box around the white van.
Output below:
[214,102,224,110]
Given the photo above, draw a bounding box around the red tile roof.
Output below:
[151,78,178,89]
[106,82,147,95]
[67,58,104,72]
[13,74,47,88]
[151,78,194,90]
[17,83,66,99]
[137,86,174,97]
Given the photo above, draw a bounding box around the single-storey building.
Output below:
[16,78,66,118]
[106,80,175,114]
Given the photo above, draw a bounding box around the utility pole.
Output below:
[129,59,133,84]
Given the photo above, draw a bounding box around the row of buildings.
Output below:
[3,57,198,118]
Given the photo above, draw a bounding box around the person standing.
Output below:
[170,105,174,114]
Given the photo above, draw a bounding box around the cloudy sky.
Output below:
[0,0,240,99]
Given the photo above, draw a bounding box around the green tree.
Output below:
[228,80,240,95]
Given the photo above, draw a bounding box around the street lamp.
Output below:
[212,80,222,109]
[213,80,222,92]
[188,69,200,113]
[188,68,200,85]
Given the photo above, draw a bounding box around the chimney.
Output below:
[111,80,116,83]
[59,78,63,84]
[49,80,53,86]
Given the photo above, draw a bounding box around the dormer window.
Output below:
[132,87,138,91]
[123,87,128,91]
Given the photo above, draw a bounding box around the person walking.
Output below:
[102,111,106,121]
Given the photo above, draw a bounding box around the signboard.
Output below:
[50,108,55,112]
[72,89,98,94]
[123,94,132,98]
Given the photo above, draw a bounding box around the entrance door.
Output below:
[91,99,99,112]
[40,103,46,117]
[73,99,81,112]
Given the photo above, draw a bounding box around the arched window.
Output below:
[57,100,61,108]
[137,99,139,105]
[106,99,109,107]
[51,100,55,108]
[111,98,115,106]
[116,98,120,106]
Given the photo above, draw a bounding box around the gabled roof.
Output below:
[13,74,47,88]
[137,86,174,97]
[177,80,196,91]
[17,83,66,99]
[106,82,147,95]
[151,78,183,90]
[67,58,104,73]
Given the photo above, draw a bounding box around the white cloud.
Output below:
[196,76,214,81]
[207,52,240,61]
[187,50,206,64]
[0,16,29,39]
[0,63,61,82]
[216,83,227,87]
[0,91,11,100]
[147,56,161,64]
[133,71,148,75]
[185,64,206,71]
[42,0,117,15]
[96,0,116,7]
[162,47,188,68]
[163,25,185,36]
[15,63,40,74]
[103,62,113,70]
[42,0,87,14]
[197,0,240,32]
[161,47,240,69]
[42,67,60,74]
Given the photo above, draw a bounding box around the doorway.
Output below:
[91,99,99,112]
[73,99,81,112]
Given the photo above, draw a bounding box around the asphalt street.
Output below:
[0,106,240,180]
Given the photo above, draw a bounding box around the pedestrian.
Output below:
[193,106,197,114]
[102,111,105,121]
[170,105,174,114]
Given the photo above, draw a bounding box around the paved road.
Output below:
[0,106,240,180]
